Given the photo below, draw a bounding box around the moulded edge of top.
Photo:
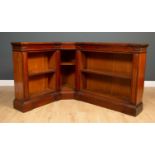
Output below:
[11,42,149,48]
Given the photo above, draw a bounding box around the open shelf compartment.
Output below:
[28,74,56,98]
[81,73,131,101]
[80,51,133,100]
[28,51,56,76]
[60,64,75,91]
[81,51,133,79]
[28,51,56,97]
[61,50,76,64]
[60,50,76,91]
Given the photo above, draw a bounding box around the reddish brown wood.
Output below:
[55,50,61,91]
[75,50,81,91]
[22,52,29,99]
[13,52,25,100]
[131,50,146,104]
[12,42,148,116]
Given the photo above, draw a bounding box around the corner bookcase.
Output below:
[12,42,148,116]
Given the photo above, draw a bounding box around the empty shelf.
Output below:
[61,62,75,66]
[81,69,131,79]
[29,69,55,77]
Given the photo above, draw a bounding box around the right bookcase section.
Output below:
[77,43,148,116]
[81,52,132,100]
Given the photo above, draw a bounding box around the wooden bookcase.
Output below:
[12,42,148,116]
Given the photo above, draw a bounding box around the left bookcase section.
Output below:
[28,52,56,97]
[12,42,59,112]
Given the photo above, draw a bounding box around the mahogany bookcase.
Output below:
[12,42,148,116]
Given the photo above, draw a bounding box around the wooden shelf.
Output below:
[61,62,75,66]
[81,69,131,80]
[29,69,55,77]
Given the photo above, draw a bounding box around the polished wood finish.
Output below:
[12,42,148,116]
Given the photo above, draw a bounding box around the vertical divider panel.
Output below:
[55,49,61,91]
[75,49,81,91]
[81,51,87,89]
[48,51,56,91]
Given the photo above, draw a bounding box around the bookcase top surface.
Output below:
[12,42,149,48]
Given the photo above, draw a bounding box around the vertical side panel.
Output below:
[131,50,146,104]
[135,52,146,104]
[22,52,29,99]
[13,52,24,100]
[131,54,139,104]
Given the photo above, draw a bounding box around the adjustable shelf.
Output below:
[61,62,75,66]
[29,69,55,77]
[81,69,131,80]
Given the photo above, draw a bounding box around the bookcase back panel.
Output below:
[84,74,131,100]
[28,52,56,74]
[84,52,133,77]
